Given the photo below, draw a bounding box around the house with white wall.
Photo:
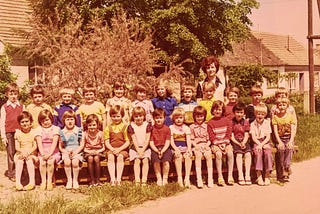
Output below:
[0,0,32,87]
[220,31,320,97]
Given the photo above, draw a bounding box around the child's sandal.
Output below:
[238,180,246,186]
[40,183,46,190]
[227,178,234,186]
[25,184,35,191]
[217,178,225,187]
[15,184,23,191]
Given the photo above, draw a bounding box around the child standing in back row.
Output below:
[78,84,106,130]
[224,87,240,120]
[26,85,53,128]
[59,110,84,189]
[151,80,177,126]
[250,103,273,186]
[53,88,81,129]
[0,83,24,181]
[36,109,61,190]
[104,105,130,186]
[178,84,198,126]
[198,82,215,122]
[131,84,154,124]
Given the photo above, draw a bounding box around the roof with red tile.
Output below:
[0,0,32,47]
[220,31,320,66]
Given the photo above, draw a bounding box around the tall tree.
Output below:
[30,0,259,68]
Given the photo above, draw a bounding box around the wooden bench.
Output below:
[53,145,298,184]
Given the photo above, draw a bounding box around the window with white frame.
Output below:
[267,69,279,88]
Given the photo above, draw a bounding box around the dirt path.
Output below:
[121,157,320,214]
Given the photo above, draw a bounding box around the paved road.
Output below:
[121,157,320,214]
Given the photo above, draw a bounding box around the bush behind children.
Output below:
[0,73,297,190]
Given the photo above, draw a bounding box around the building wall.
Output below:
[10,65,29,87]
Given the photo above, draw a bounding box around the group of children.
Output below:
[0,77,296,191]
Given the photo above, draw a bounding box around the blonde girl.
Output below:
[105,81,131,125]
[190,106,213,188]
[151,80,177,126]
[36,109,61,190]
[83,114,105,187]
[104,105,130,186]
[59,110,84,189]
[14,111,38,191]
[128,106,152,185]
[198,82,216,121]
[170,108,192,187]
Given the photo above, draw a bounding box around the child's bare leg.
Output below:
[64,159,72,189]
[15,160,24,190]
[94,155,101,184]
[153,162,162,185]
[256,170,264,186]
[194,151,203,187]
[204,150,213,187]
[162,161,170,185]
[39,158,47,189]
[184,154,192,187]
[227,150,234,184]
[174,156,183,186]
[244,152,252,182]
[236,154,244,181]
[26,159,35,187]
[87,156,95,185]
[116,154,124,184]
[134,159,141,183]
[107,154,116,184]
[141,158,149,184]
[215,151,223,180]
[46,158,55,190]
[72,159,80,189]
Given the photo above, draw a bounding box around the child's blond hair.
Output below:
[275,87,289,98]
[254,103,268,115]
[226,87,240,97]
[59,88,75,97]
[155,80,173,97]
[202,82,216,92]
[276,97,290,106]
[171,107,185,121]
[131,106,146,121]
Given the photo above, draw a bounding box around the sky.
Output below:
[249,0,320,47]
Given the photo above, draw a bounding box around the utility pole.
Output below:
[307,0,320,113]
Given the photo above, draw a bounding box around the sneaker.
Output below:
[73,180,79,189]
[47,183,53,191]
[207,179,214,188]
[184,179,191,188]
[245,180,252,185]
[257,176,264,186]
[25,184,35,191]
[197,180,204,188]
[264,178,271,186]
[238,180,246,186]
[66,181,72,189]
[217,178,225,187]
[15,184,23,191]
[40,183,46,190]
[227,178,234,186]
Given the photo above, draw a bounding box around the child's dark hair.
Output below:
[192,106,207,121]
[131,106,146,121]
[30,85,45,97]
[5,82,19,94]
[109,105,124,117]
[17,111,33,124]
[38,109,54,125]
[226,87,240,97]
[153,108,166,118]
[62,110,77,126]
[85,114,101,130]
[211,100,225,116]
[250,83,263,96]
[83,83,96,95]
[232,102,246,113]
